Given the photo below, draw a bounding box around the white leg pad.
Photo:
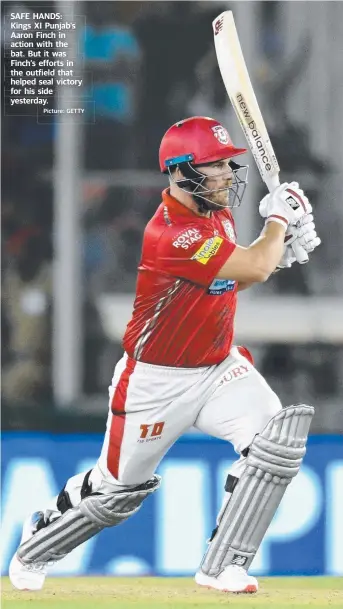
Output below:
[200,404,314,575]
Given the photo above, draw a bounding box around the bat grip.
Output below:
[265,174,280,193]
[292,239,309,264]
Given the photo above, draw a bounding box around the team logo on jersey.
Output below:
[192,236,223,265]
[173,228,202,249]
[221,219,236,242]
[208,278,235,295]
[211,125,230,145]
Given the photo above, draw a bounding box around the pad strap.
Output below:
[18,475,161,564]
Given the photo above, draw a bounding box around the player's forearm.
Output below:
[217,222,287,284]
[237,281,254,291]
[247,222,286,281]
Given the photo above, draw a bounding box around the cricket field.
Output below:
[2,576,342,609]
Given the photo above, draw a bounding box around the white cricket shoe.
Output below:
[9,511,53,591]
[195,564,258,593]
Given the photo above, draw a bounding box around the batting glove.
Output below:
[259,182,312,229]
[275,214,321,270]
[285,214,321,254]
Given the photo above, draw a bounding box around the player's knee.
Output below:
[237,389,282,456]
[261,388,282,427]
[90,460,156,493]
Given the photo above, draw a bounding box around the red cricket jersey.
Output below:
[123,189,237,367]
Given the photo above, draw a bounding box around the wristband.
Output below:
[265,215,288,230]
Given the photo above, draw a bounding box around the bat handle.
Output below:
[292,239,309,264]
[265,173,280,194]
[264,173,309,264]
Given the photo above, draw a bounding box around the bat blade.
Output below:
[213,11,280,193]
[213,11,309,264]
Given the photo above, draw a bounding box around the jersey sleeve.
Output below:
[156,225,236,287]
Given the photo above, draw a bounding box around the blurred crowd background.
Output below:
[2,0,343,433]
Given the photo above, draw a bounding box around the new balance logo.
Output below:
[232,554,248,566]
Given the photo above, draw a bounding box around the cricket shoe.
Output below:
[195,564,258,593]
[9,511,55,591]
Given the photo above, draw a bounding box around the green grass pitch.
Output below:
[2,576,342,609]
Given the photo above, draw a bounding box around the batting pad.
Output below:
[18,475,161,564]
[200,404,314,575]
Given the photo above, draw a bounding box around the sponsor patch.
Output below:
[192,236,223,265]
[138,422,165,443]
[172,228,202,249]
[221,219,236,242]
[218,363,250,387]
[208,278,235,295]
[163,206,172,226]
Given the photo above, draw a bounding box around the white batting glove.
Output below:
[275,214,321,270]
[284,214,321,254]
[259,182,312,229]
[274,246,296,272]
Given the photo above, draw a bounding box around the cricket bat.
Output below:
[213,11,308,263]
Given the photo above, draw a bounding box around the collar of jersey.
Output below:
[162,188,203,218]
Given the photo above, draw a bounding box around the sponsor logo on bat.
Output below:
[214,16,224,35]
[236,92,276,172]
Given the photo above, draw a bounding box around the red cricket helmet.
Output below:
[159,116,247,173]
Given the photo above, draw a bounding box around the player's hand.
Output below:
[274,214,321,269]
[259,182,312,229]
[284,214,321,254]
[274,245,296,272]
